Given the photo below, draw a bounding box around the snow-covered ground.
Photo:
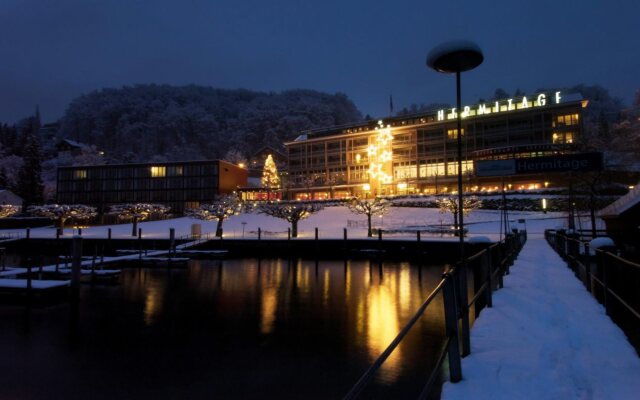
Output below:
[0,206,585,242]
[441,236,640,400]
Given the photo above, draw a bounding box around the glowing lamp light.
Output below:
[397,182,407,190]
[542,198,548,214]
[362,184,371,191]
[238,163,245,168]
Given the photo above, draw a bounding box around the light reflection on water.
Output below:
[0,257,448,399]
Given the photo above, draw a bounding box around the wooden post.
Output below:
[287,227,291,240]
[417,231,421,242]
[484,250,493,308]
[258,228,261,240]
[71,235,82,299]
[315,227,318,240]
[378,229,382,241]
[602,251,610,315]
[138,228,142,238]
[584,243,592,293]
[343,228,347,241]
[26,228,30,239]
[169,228,175,257]
[457,261,471,357]
[138,229,143,259]
[108,228,112,240]
[442,271,462,382]
[78,228,82,236]
[0,247,5,271]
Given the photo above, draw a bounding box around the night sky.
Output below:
[1,0,639,123]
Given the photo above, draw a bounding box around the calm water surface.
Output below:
[0,258,448,399]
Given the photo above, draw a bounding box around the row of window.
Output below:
[61,165,219,180]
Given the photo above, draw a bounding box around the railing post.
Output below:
[108,228,112,240]
[442,271,462,382]
[584,242,591,293]
[258,227,262,240]
[456,261,471,357]
[484,250,493,308]
[287,227,291,240]
[315,227,318,240]
[169,228,175,257]
[602,251,610,315]
[417,231,421,242]
[378,229,382,241]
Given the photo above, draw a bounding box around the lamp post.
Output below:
[427,41,483,261]
[428,41,483,360]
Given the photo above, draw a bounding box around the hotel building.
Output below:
[284,92,588,199]
[57,160,247,214]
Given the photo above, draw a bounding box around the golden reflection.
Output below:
[399,263,411,314]
[260,286,278,334]
[143,285,163,326]
[323,269,330,306]
[367,284,402,382]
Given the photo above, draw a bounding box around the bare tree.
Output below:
[258,202,323,238]
[348,197,391,237]
[28,204,97,235]
[436,195,482,236]
[108,203,170,236]
[187,194,243,237]
[0,205,19,219]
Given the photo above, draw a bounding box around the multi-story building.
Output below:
[285,91,589,199]
[57,160,247,214]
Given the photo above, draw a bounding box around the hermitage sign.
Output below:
[437,91,563,121]
[475,152,603,177]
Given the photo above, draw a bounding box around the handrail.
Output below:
[343,230,528,399]
[544,230,640,346]
[343,276,449,400]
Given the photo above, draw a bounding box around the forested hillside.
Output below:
[58,85,363,163]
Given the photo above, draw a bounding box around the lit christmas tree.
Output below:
[261,154,281,189]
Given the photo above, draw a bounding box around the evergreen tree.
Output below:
[16,133,44,208]
[261,154,281,189]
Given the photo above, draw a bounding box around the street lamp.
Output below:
[427,41,483,261]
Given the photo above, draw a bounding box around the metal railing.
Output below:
[545,230,640,352]
[343,230,527,399]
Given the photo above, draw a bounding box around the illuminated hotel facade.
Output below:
[284,91,588,199]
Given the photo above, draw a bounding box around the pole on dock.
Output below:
[417,231,421,242]
[258,228,261,240]
[71,235,82,301]
[108,228,112,240]
[287,228,291,240]
[442,271,462,382]
[0,247,5,271]
[315,227,318,240]
[169,228,175,257]
[26,228,30,239]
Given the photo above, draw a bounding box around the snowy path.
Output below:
[442,235,640,400]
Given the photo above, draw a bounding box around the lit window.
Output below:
[447,128,464,140]
[150,166,166,177]
[74,170,87,179]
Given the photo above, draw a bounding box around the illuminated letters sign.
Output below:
[437,91,562,121]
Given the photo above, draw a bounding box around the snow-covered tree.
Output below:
[348,197,391,237]
[261,154,281,189]
[16,133,44,208]
[28,204,97,235]
[0,204,19,218]
[436,195,482,235]
[108,203,170,236]
[187,194,243,237]
[258,201,323,238]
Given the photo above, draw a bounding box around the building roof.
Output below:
[285,92,586,145]
[599,184,640,218]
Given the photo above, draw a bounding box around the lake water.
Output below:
[0,258,449,399]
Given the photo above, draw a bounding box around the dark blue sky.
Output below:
[1,0,639,123]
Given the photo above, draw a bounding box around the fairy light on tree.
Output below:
[367,121,394,194]
[28,204,97,236]
[261,154,281,189]
[186,194,243,237]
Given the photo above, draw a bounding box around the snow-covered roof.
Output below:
[59,138,89,149]
[294,134,307,142]
[599,184,640,218]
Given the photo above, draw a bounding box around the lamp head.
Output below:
[427,41,483,73]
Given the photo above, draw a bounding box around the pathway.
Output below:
[442,235,640,399]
